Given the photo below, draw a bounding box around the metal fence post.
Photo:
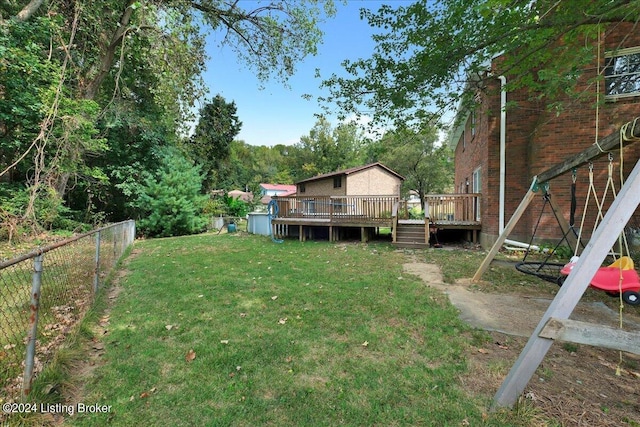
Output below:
[23,253,43,397]
[94,231,101,294]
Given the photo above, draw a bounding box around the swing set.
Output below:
[472,116,640,409]
[513,153,640,305]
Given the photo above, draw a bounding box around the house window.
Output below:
[299,184,305,193]
[333,176,342,188]
[604,46,640,98]
[472,168,481,221]
[470,111,476,137]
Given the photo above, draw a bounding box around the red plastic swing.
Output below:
[560,256,640,305]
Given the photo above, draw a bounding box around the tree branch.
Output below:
[16,0,44,21]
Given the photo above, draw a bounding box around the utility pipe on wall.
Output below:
[498,75,507,233]
[498,75,536,251]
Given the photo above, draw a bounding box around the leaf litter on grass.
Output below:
[66,235,555,427]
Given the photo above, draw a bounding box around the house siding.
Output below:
[455,23,640,248]
[297,164,402,197]
[298,176,346,196]
[346,168,401,196]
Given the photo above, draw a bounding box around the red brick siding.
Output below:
[455,23,640,247]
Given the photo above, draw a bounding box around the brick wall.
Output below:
[455,23,640,248]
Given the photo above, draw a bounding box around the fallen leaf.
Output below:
[140,392,149,399]
[278,318,288,325]
[271,296,278,300]
[220,340,229,344]
[239,313,247,318]
[165,325,174,331]
[362,341,369,347]
[185,349,196,362]
[477,348,489,354]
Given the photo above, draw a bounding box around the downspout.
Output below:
[498,75,539,251]
[498,75,507,234]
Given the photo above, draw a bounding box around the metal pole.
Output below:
[23,254,43,397]
[94,231,101,294]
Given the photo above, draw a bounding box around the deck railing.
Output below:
[273,195,399,223]
[425,193,481,223]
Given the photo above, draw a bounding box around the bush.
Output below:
[409,206,425,219]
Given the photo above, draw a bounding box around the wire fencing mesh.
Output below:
[0,220,135,403]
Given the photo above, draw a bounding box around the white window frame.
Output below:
[472,167,481,221]
[604,46,640,99]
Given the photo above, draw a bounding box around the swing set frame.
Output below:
[471,117,640,409]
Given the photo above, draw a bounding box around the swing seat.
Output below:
[560,256,640,303]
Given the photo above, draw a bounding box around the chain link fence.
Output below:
[0,220,135,403]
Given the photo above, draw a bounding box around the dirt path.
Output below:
[402,262,640,336]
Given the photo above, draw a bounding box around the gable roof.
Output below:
[295,162,405,185]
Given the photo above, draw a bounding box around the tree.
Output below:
[376,127,453,210]
[1,0,335,230]
[187,95,242,190]
[321,0,639,129]
[133,147,209,237]
[291,117,365,179]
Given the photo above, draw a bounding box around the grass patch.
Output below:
[66,234,537,426]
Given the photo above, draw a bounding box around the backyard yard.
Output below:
[9,232,640,426]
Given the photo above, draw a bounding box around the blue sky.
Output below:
[201,1,413,147]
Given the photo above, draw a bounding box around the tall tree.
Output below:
[376,127,453,210]
[187,95,242,190]
[292,117,365,179]
[321,0,639,129]
[1,0,335,228]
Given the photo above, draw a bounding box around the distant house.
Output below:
[295,162,403,197]
[259,183,296,204]
[450,22,640,248]
[228,189,253,203]
[270,163,404,243]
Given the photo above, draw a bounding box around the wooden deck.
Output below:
[270,194,482,243]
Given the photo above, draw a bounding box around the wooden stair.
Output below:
[393,221,429,249]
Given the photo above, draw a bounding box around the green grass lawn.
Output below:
[61,233,536,426]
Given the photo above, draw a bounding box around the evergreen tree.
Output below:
[134,148,209,237]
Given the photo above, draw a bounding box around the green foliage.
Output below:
[0,17,60,178]
[222,194,250,217]
[320,0,639,128]
[187,95,242,190]
[409,205,425,219]
[205,193,250,218]
[376,126,453,201]
[291,117,366,180]
[0,183,89,235]
[134,148,209,237]
[1,0,334,232]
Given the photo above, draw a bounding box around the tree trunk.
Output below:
[82,2,135,100]
[16,0,44,21]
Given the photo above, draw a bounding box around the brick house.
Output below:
[451,23,640,248]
